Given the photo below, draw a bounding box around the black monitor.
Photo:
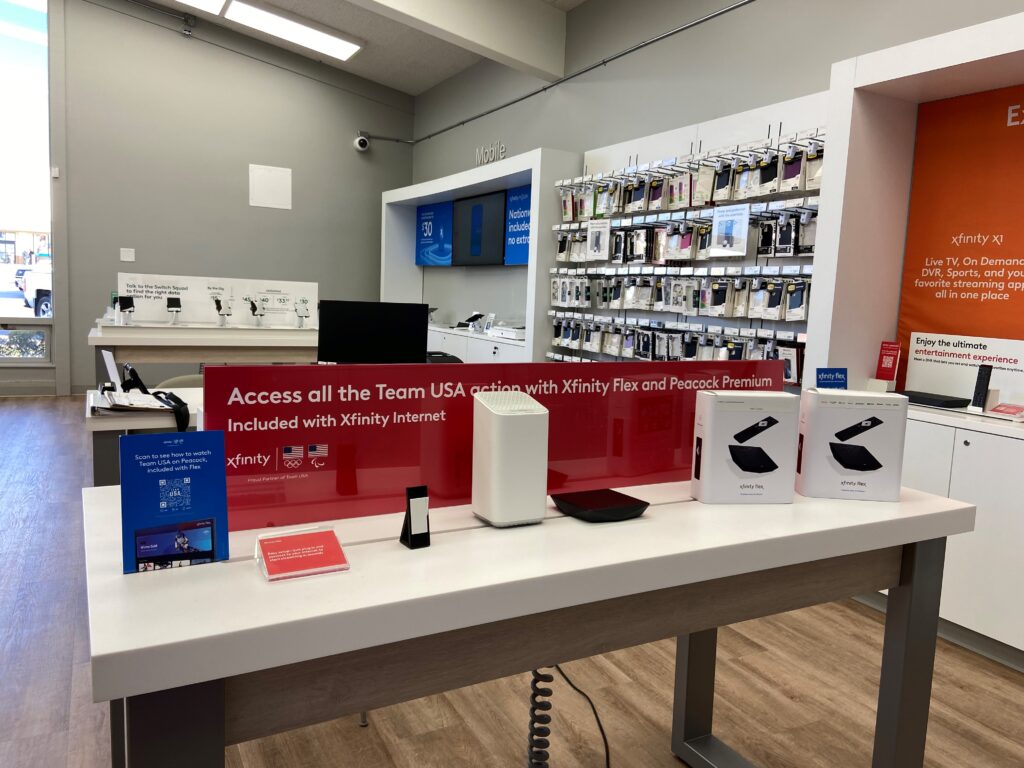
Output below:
[452,191,506,266]
[317,300,428,364]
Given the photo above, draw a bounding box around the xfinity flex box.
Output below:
[472,390,549,527]
[796,389,908,502]
[691,390,800,504]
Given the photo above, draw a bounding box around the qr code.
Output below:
[158,477,192,510]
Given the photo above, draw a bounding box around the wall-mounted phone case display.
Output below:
[548,128,824,377]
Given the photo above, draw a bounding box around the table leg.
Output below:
[110,699,125,768]
[96,347,110,389]
[92,431,121,486]
[672,628,757,768]
[872,538,946,768]
[124,680,224,768]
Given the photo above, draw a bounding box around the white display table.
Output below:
[87,322,318,382]
[84,387,204,486]
[84,481,973,768]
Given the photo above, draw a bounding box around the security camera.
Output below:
[354,134,370,152]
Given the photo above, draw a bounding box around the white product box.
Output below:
[691,390,800,504]
[488,325,526,341]
[472,391,549,527]
[796,389,908,502]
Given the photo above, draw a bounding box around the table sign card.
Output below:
[256,527,350,581]
[989,403,1024,421]
[816,368,849,390]
[875,341,901,381]
[119,431,229,574]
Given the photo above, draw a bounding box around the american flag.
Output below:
[308,444,328,458]
[282,445,304,459]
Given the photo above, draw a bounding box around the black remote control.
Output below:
[972,364,993,409]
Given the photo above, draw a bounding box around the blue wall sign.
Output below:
[504,184,531,265]
[415,201,453,266]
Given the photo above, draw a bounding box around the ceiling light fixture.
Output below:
[174,0,228,14]
[224,1,362,62]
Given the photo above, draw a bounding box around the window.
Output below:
[0,327,48,361]
[0,0,51,321]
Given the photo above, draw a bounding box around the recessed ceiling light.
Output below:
[224,1,362,62]
[175,0,227,14]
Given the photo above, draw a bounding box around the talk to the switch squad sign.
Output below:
[898,83,1024,384]
[203,361,781,530]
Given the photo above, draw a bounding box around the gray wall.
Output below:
[412,0,1024,181]
[409,0,1024,320]
[64,0,413,390]
[423,265,527,327]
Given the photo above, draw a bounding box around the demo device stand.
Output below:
[166,297,181,325]
[249,300,267,328]
[399,485,430,549]
[118,296,135,326]
[214,297,232,327]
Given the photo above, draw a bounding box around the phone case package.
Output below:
[796,389,908,502]
[711,166,734,203]
[691,390,800,504]
[785,280,810,321]
[692,165,715,206]
[805,148,824,190]
[779,148,805,192]
[667,173,692,209]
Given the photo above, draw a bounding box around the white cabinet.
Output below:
[427,331,469,361]
[466,337,528,364]
[901,420,954,496]
[427,328,528,363]
[943,429,1024,650]
[902,417,1024,650]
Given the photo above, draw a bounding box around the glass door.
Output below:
[0,0,53,372]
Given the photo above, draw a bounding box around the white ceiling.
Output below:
[170,0,593,95]
[264,0,483,94]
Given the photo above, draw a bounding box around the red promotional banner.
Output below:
[897,83,1024,384]
[204,361,782,530]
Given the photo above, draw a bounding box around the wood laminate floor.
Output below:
[1,396,1022,768]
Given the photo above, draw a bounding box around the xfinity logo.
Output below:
[227,453,270,469]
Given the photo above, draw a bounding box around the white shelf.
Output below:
[908,404,1024,441]
[381,148,582,363]
[87,324,318,348]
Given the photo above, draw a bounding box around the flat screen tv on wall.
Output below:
[452,191,507,266]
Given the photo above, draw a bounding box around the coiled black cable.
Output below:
[527,665,611,768]
[528,669,554,766]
